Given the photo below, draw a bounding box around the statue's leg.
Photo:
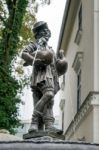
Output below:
[29,89,43,132]
[33,89,54,114]
[34,79,54,112]
[33,89,44,130]
[43,98,63,134]
[30,79,58,132]
[43,99,55,130]
[40,80,63,134]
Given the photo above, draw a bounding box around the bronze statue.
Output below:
[21,21,67,133]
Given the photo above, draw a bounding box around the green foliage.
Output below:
[0,0,28,133]
[17,10,36,50]
[0,67,22,133]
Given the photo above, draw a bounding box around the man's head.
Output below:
[32,21,51,42]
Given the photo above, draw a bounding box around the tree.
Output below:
[0,0,51,133]
[0,0,29,133]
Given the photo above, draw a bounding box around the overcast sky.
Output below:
[19,0,66,120]
[37,0,66,51]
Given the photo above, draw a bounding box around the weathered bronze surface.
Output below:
[21,21,67,137]
[23,130,65,140]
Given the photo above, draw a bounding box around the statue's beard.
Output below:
[35,29,51,41]
[36,37,48,47]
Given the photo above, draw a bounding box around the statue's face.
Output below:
[35,28,51,41]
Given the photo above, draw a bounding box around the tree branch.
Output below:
[5,0,13,12]
[0,15,6,25]
[2,0,18,66]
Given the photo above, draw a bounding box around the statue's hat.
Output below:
[32,21,48,33]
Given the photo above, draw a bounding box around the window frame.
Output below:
[74,3,82,45]
[72,52,83,112]
[77,68,82,111]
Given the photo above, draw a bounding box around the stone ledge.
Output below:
[64,91,99,140]
[0,129,22,141]
[0,140,99,150]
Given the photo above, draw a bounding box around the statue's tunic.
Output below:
[22,42,60,94]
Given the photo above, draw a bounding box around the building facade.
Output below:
[57,0,99,143]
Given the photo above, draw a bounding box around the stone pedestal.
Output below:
[23,131,65,141]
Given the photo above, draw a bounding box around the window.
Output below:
[77,69,81,111]
[78,4,82,31]
[75,4,82,45]
[61,74,65,90]
[59,99,65,130]
[72,52,83,112]
[62,111,64,130]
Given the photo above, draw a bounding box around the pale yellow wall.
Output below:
[67,105,99,143]
[94,0,99,90]
[81,0,94,102]
[93,106,99,143]
[69,109,94,142]
[62,14,79,132]
[60,0,95,134]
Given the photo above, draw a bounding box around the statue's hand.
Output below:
[21,52,34,66]
[34,58,46,67]
[32,49,53,66]
[58,49,64,59]
[23,62,30,66]
[38,37,47,46]
[56,58,68,76]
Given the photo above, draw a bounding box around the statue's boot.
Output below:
[44,108,63,135]
[45,121,63,135]
[28,111,42,132]
[43,101,54,130]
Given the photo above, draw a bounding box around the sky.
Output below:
[37,0,66,51]
[19,0,66,121]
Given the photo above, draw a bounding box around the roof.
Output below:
[57,0,80,54]
[0,141,99,150]
[57,0,71,54]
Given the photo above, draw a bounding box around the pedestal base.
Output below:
[23,130,65,140]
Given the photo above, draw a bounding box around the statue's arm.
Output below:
[21,43,37,66]
[21,52,34,66]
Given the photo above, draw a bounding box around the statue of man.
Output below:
[21,21,67,133]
